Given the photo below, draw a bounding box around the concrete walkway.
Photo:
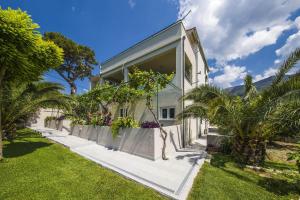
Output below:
[30,126,207,200]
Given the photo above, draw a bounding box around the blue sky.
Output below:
[2,0,300,92]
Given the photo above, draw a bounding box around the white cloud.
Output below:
[178,0,300,62]
[274,59,281,64]
[254,67,278,82]
[209,67,220,74]
[211,65,247,88]
[128,0,136,8]
[276,17,300,58]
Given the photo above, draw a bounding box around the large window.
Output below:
[160,107,175,120]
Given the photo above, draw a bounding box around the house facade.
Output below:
[90,20,209,147]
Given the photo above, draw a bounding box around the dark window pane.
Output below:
[162,108,168,119]
[120,109,123,117]
[169,108,175,119]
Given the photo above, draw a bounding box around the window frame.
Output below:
[159,106,176,120]
[119,108,128,117]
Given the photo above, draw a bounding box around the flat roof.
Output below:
[102,20,183,66]
[101,20,209,72]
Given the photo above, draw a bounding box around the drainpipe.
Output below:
[182,36,186,148]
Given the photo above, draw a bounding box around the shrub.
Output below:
[288,151,300,173]
[70,117,85,126]
[44,116,57,125]
[141,121,160,128]
[219,137,233,154]
[90,114,104,127]
[111,117,139,138]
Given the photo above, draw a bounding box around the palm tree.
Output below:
[1,81,69,138]
[179,48,300,165]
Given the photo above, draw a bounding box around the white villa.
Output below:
[90,20,209,147]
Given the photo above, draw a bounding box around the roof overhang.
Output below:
[186,27,210,72]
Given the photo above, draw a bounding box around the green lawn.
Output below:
[188,153,300,200]
[1,129,299,200]
[0,129,166,200]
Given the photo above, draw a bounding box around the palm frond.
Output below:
[271,48,300,87]
[177,103,207,119]
[243,75,257,100]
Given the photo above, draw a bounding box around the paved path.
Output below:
[30,126,206,200]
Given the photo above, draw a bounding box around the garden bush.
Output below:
[44,116,57,126]
[141,121,160,128]
[111,117,139,138]
[219,137,233,154]
[288,150,300,173]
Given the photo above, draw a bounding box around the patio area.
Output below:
[30,125,207,200]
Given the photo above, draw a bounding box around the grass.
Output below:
[188,151,300,200]
[0,129,166,200]
[1,129,299,200]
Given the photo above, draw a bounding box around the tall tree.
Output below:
[178,48,300,165]
[0,8,63,159]
[44,32,98,94]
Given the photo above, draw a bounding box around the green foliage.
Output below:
[44,116,57,125]
[113,83,144,106]
[86,82,116,111]
[65,93,98,125]
[44,32,97,94]
[219,137,233,154]
[129,67,174,108]
[111,117,139,138]
[263,99,300,138]
[288,151,300,173]
[179,48,300,164]
[66,81,141,126]
[0,7,64,159]
[128,67,174,160]
[90,113,104,127]
[2,81,69,136]
[70,117,85,126]
[0,8,63,84]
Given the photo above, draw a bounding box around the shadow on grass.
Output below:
[264,161,297,171]
[258,177,300,195]
[210,153,300,196]
[3,141,52,158]
[267,142,300,151]
[210,153,238,167]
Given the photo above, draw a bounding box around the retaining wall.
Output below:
[70,125,182,160]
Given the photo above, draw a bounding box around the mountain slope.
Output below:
[226,75,290,96]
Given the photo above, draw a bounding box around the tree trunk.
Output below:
[0,67,6,160]
[70,82,77,95]
[146,105,168,160]
[232,135,266,165]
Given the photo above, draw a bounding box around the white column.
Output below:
[99,77,104,85]
[175,41,183,88]
[124,66,129,82]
